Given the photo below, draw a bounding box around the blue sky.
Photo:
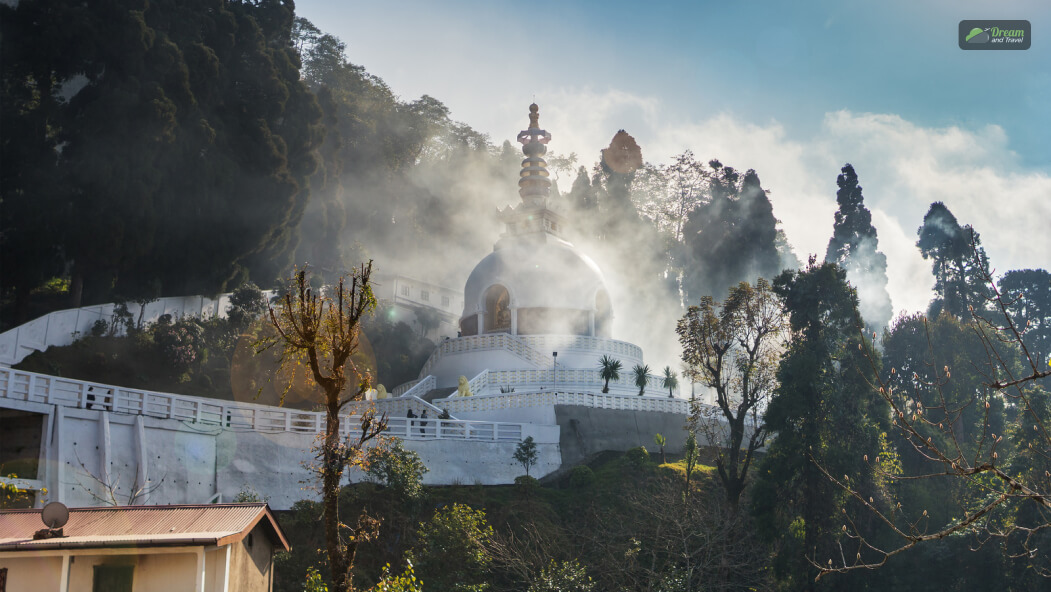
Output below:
[295,0,1050,326]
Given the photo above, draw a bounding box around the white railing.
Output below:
[420,333,560,376]
[518,335,644,362]
[344,394,446,418]
[0,292,273,367]
[377,416,523,442]
[436,389,689,416]
[0,368,524,442]
[399,375,436,400]
[455,367,671,398]
[467,369,489,396]
[391,379,421,397]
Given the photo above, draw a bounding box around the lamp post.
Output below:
[552,351,558,392]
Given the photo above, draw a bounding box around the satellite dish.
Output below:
[41,502,69,529]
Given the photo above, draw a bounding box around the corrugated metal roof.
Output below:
[0,503,289,552]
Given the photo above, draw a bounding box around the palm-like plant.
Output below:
[661,366,679,398]
[633,364,650,396]
[598,355,622,393]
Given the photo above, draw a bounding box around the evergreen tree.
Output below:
[916,202,992,318]
[751,259,889,591]
[824,164,893,331]
[998,269,1051,368]
[680,163,783,303]
[1,0,323,309]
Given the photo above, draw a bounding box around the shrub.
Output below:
[528,559,595,592]
[514,475,539,490]
[569,465,595,488]
[365,439,429,500]
[625,446,651,467]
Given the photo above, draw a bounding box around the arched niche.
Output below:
[484,285,512,334]
[594,289,612,338]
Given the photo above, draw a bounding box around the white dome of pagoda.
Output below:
[461,234,612,337]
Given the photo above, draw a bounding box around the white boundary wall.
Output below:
[0,294,260,367]
[0,369,561,509]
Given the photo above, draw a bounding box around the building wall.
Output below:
[1,548,238,592]
[554,405,693,466]
[230,524,274,592]
[0,555,63,591]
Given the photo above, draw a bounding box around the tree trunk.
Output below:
[323,406,350,591]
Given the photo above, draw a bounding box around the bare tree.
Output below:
[677,278,785,510]
[261,263,387,592]
[72,449,164,506]
[814,240,1051,581]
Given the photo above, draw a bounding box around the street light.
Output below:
[552,351,558,392]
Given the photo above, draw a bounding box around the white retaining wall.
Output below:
[0,369,560,509]
[0,294,258,367]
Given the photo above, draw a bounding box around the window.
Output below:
[93,566,133,592]
[400,286,410,297]
[441,295,450,307]
[421,290,430,302]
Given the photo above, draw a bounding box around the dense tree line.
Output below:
[1,0,323,323]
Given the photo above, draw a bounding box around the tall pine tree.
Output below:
[916,202,991,318]
[824,164,893,331]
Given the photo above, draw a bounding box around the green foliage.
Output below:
[999,268,1051,367]
[228,283,267,332]
[409,503,494,592]
[917,202,992,318]
[1,0,323,313]
[597,355,621,393]
[568,466,595,488]
[679,162,784,304]
[0,466,39,509]
[373,562,423,592]
[366,440,429,501]
[232,486,267,504]
[362,306,436,390]
[654,433,667,464]
[527,559,594,592]
[660,366,678,397]
[632,364,650,396]
[625,446,651,468]
[14,281,275,402]
[681,431,700,496]
[752,258,888,588]
[514,475,539,490]
[304,566,329,592]
[825,164,892,331]
[678,278,784,509]
[513,436,539,477]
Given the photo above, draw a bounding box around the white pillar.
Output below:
[196,548,206,592]
[53,405,65,504]
[99,411,111,491]
[59,553,71,592]
[222,545,232,592]
[134,415,148,505]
